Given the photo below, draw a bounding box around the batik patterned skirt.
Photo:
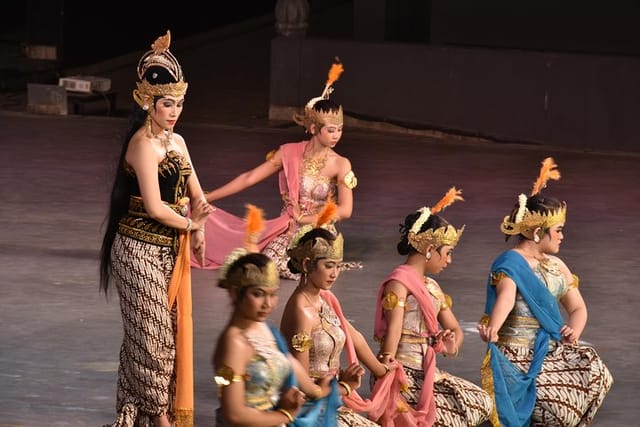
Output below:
[403,366,492,427]
[482,342,613,427]
[105,234,177,427]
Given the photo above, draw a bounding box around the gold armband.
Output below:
[440,293,452,310]
[266,149,281,167]
[214,365,246,387]
[569,274,580,289]
[291,331,312,352]
[382,291,405,311]
[342,170,358,189]
[490,271,509,286]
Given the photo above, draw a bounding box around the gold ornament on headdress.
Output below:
[288,200,344,271]
[132,30,188,109]
[408,187,465,254]
[293,57,344,131]
[500,157,567,239]
[218,204,278,290]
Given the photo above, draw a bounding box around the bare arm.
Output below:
[205,148,282,203]
[437,296,464,356]
[477,276,517,343]
[556,258,587,343]
[377,280,408,364]
[347,321,389,378]
[215,330,297,427]
[280,294,315,372]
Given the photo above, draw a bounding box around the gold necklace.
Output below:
[301,148,328,177]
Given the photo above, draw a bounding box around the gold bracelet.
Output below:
[296,213,304,222]
[277,408,294,424]
[338,381,352,396]
[185,217,192,231]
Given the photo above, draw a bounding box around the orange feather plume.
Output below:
[326,57,344,87]
[315,199,338,228]
[431,187,464,214]
[244,204,265,251]
[531,157,561,196]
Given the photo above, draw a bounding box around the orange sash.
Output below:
[167,232,194,427]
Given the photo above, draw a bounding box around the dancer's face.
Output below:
[308,258,342,291]
[151,95,184,131]
[239,285,280,322]
[425,245,454,275]
[314,120,343,148]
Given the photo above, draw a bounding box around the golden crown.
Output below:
[500,157,567,239]
[407,187,465,254]
[218,250,279,291]
[500,201,566,239]
[287,200,343,271]
[132,31,188,108]
[288,226,344,272]
[293,58,344,131]
[218,205,279,290]
[408,224,465,253]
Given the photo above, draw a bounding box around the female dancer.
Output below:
[280,201,391,426]
[194,59,358,279]
[213,205,334,426]
[373,188,492,426]
[99,31,213,427]
[477,157,612,426]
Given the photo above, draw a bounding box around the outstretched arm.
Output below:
[205,148,282,203]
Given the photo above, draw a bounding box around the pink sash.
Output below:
[371,265,445,426]
[191,141,307,269]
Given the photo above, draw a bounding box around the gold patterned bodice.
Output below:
[298,156,337,216]
[396,277,446,370]
[308,299,345,378]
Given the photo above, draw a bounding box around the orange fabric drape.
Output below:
[167,232,194,427]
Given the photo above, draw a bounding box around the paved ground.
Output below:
[1,17,639,427]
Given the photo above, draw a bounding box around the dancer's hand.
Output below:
[477,324,499,343]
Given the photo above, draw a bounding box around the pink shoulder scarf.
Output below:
[319,290,406,425]
[371,264,445,426]
[191,141,307,269]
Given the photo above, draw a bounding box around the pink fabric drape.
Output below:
[319,290,403,423]
[372,265,445,426]
[191,141,308,269]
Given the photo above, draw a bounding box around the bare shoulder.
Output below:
[214,326,251,365]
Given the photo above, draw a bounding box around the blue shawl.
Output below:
[269,324,341,427]
[483,251,563,427]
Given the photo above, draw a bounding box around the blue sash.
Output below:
[268,324,340,427]
[483,251,563,427]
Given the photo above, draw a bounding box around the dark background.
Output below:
[3,0,640,70]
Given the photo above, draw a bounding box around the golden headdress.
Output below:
[218,204,278,290]
[287,200,344,271]
[500,157,567,239]
[132,30,188,109]
[408,187,465,254]
[293,57,344,131]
